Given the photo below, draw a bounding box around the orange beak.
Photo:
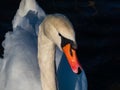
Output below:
[62,43,82,74]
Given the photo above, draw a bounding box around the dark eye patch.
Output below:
[58,33,77,50]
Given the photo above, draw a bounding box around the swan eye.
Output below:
[58,33,77,50]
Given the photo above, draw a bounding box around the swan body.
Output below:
[0,0,88,90]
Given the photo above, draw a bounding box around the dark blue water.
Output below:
[0,0,120,90]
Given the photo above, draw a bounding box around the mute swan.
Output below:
[0,0,87,90]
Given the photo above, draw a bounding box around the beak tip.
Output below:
[76,67,82,75]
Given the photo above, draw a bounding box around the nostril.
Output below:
[77,67,81,75]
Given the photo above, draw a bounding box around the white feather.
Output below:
[0,0,87,90]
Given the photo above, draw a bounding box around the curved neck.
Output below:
[38,28,57,90]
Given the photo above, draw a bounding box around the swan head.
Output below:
[40,14,82,74]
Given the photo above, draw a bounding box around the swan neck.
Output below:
[38,29,57,90]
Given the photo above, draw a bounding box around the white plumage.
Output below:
[0,0,87,90]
